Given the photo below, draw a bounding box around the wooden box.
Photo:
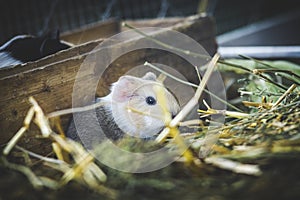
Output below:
[0,15,217,151]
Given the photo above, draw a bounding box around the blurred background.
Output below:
[0,0,299,59]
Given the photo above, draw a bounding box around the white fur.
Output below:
[100,73,180,138]
[0,52,22,68]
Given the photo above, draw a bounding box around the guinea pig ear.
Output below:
[111,76,139,102]
[142,72,157,81]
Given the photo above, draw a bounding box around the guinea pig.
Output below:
[0,31,71,68]
[67,72,180,147]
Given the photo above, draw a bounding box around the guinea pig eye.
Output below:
[145,96,156,105]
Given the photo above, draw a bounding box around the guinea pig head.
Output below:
[109,72,180,138]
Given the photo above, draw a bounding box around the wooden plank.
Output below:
[121,17,185,30]
[0,40,102,79]
[60,19,120,45]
